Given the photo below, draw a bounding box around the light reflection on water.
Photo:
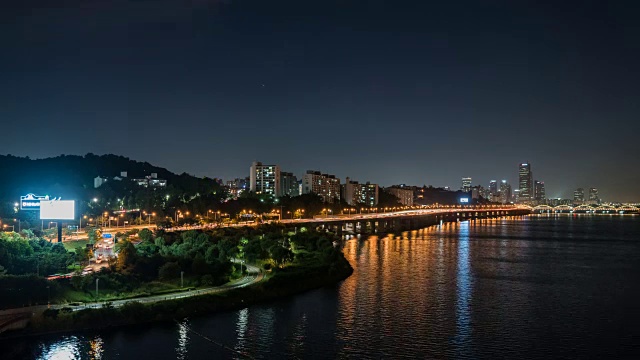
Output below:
[176,320,189,360]
[37,336,81,360]
[11,215,640,359]
[454,221,472,357]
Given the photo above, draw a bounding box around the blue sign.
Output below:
[20,193,49,211]
[102,233,113,238]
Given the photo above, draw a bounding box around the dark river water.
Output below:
[6,215,640,359]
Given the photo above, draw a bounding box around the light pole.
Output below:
[181,271,184,288]
[47,285,50,308]
[96,278,99,298]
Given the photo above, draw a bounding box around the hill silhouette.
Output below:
[0,154,224,217]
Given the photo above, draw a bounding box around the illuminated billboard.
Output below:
[20,193,49,211]
[40,200,75,220]
[459,197,469,203]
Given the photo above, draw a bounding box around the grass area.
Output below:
[56,280,200,304]
[62,239,90,252]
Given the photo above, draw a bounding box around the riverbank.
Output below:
[0,254,353,340]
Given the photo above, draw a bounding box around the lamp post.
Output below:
[47,285,50,308]
[181,271,184,288]
[96,278,99,298]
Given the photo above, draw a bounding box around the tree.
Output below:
[269,245,293,268]
[87,227,101,244]
[43,228,57,242]
[158,261,180,280]
[70,272,83,290]
[138,228,153,243]
[116,241,138,272]
[74,246,89,262]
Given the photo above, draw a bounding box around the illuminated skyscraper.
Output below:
[489,180,498,197]
[534,180,546,204]
[518,163,533,203]
[499,180,512,204]
[574,188,585,203]
[588,188,599,204]
[461,177,472,192]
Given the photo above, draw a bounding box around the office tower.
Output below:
[588,188,600,204]
[518,163,533,203]
[573,188,585,203]
[534,180,546,204]
[250,161,281,197]
[489,180,498,196]
[499,180,512,204]
[461,177,472,192]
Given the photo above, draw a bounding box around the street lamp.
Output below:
[96,278,99,298]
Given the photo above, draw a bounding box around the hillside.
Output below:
[0,154,224,217]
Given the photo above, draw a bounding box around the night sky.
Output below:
[2,1,639,201]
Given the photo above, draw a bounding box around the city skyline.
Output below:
[2,1,638,201]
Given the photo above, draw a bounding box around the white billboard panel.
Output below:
[40,200,75,220]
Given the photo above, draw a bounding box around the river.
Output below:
[6,215,640,359]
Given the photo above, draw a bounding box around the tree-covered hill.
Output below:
[0,154,225,218]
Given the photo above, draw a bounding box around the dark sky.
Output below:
[2,1,639,201]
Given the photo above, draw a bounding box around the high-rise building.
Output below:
[513,189,520,204]
[573,188,585,203]
[385,186,414,206]
[280,172,299,197]
[362,182,379,207]
[588,188,600,204]
[489,180,498,196]
[461,177,472,192]
[518,163,533,203]
[341,178,378,206]
[302,170,340,203]
[250,161,281,197]
[534,180,546,204]
[499,180,512,204]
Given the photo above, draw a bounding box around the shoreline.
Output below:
[0,256,354,341]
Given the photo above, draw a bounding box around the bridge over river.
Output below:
[278,206,531,236]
